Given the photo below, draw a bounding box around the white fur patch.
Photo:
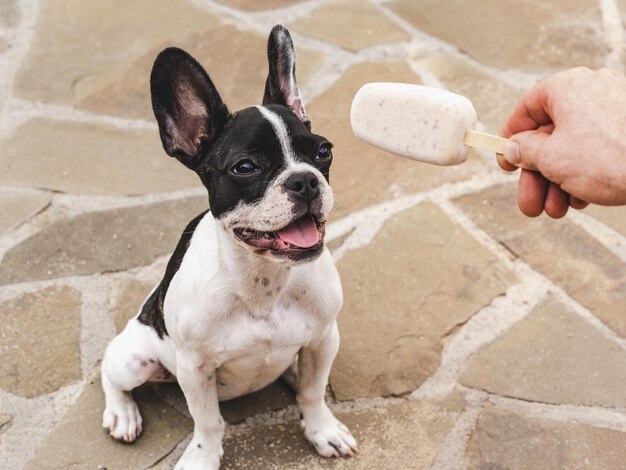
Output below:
[255,105,296,164]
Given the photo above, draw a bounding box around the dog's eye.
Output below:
[231,160,259,175]
[315,144,332,161]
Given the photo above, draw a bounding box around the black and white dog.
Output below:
[101,25,357,469]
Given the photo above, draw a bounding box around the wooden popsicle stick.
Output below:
[464,129,507,154]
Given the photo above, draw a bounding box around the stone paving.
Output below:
[1,0,626,468]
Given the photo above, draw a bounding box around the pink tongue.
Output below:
[277,215,320,248]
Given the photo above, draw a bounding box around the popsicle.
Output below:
[350,82,507,166]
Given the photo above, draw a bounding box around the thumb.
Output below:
[503,129,552,172]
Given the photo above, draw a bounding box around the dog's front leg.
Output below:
[297,321,358,458]
[174,353,224,470]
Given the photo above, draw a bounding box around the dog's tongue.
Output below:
[277,215,320,248]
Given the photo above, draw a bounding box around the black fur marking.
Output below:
[263,25,310,129]
[193,105,331,220]
[328,441,342,453]
[137,211,208,338]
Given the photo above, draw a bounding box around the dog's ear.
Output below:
[150,47,230,170]
[263,25,311,130]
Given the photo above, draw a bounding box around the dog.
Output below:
[100,25,357,469]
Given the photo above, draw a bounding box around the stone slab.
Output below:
[0,0,19,29]
[0,196,207,285]
[307,61,486,218]
[110,275,156,332]
[0,193,51,235]
[0,34,8,54]
[326,228,356,254]
[290,0,410,51]
[220,380,295,424]
[25,379,192,470]
[455,184,626,338]
[76,25,325,120]
[0,286,81,397]
[216,0,305,12]
[0,412,12,434]
[461,295,626,407]
[414,53,525,133]
[465,406,626,469]
[586,205,626,236]
[332,202,514,400]
[390,0,606,73]
[220,396,462,469]
[15,0,222,106]
[0,119,199,195]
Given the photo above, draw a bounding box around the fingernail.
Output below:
[503,140,521,166]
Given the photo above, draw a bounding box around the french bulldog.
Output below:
[101,25,357,469]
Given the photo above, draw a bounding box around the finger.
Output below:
[501,79,553,138]
[518,169,548,217]
[502,129,552,171]
[496,152,518,172]
[544,183,569,218]
[537,123,555,134]
[499,122,555,171]
[569,195,589,210]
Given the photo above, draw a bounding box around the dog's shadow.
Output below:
[144,378,296,425]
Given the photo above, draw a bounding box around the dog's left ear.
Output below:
[263,25,311,130]
[150,47,230,170]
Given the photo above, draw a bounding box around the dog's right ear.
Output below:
[263,25,310,130]
[150,48,230,170]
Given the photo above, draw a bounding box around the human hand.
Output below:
[497,67,626,218]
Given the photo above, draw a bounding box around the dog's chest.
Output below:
[213,296,319,398]
[225,297,317,352]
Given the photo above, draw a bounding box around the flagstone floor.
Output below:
[1,0,626,469]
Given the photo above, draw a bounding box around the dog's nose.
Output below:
[284,171,320,201]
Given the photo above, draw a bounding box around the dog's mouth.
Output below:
[234,213,325,254]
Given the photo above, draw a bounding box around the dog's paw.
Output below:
[173,440,223,470]
[102,395,142,443]
[301,408,358,458]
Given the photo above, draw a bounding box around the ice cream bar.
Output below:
[350,82,507,166]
